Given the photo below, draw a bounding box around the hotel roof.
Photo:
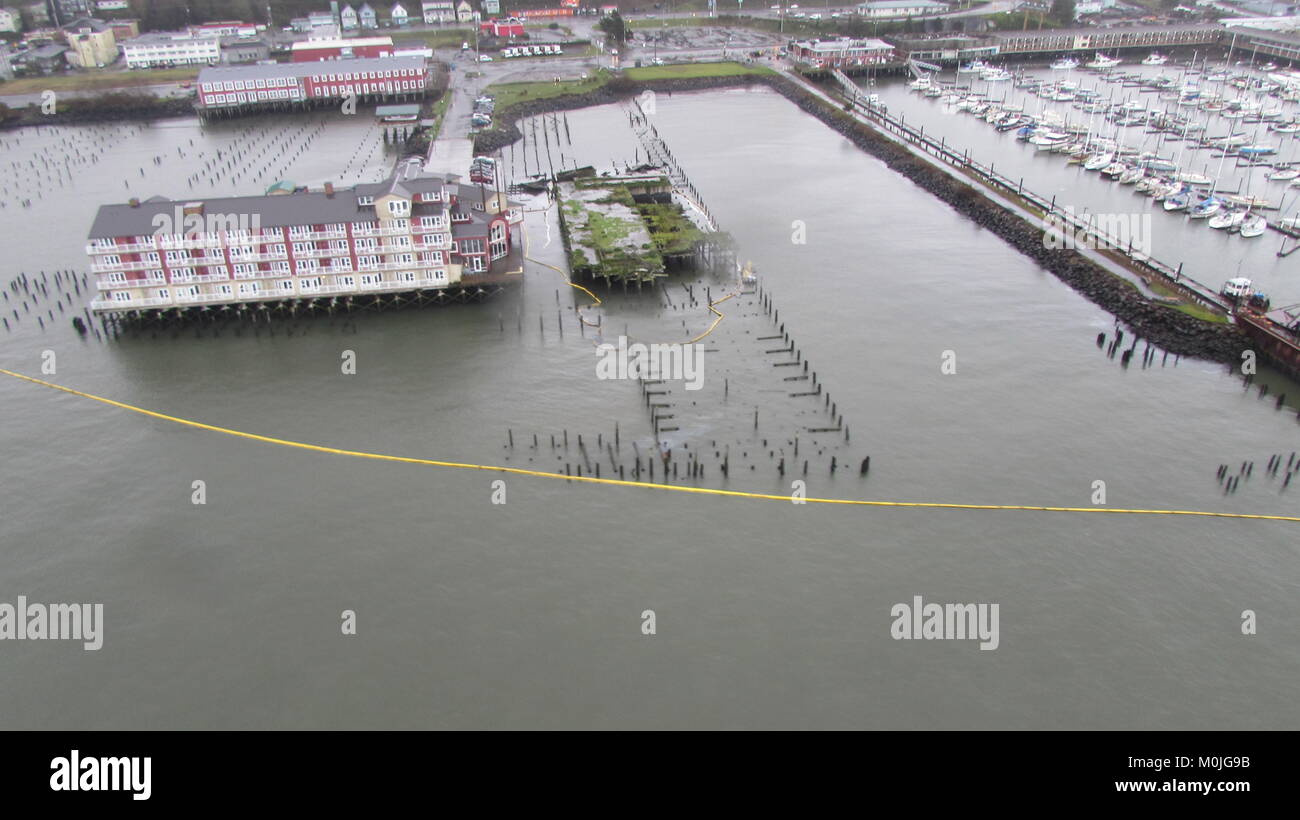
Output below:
[88,164,511,239]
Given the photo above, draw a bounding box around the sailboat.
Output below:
[1208,208,1245,230]
[1239,214,1267,237]
[1087,53,1122,70]
[1267,166,1300,181]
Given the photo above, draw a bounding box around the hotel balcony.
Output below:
[87,240,158,255]
[351,224,413,238]
[229,250,289,263]
[90,295,174,311]
[96,276,166,291]
[290,247,338,260]
[91,259,154,274]
[300,229,347,241]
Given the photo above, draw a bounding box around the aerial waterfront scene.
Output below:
[2,0,1300,749]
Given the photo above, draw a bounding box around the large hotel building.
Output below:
[86,159,525,314]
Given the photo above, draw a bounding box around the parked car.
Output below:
[479,55,493,62]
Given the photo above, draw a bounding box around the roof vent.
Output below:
[127,197,140,208]
[324,182,335,197]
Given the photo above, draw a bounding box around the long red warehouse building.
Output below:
[196,55,428,112]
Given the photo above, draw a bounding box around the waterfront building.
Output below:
[85,159,525,314]
[456,0,476,23]
[195,54,428,114]
[121,31,220,68]
[220,36,270,64]
[341,4,359,29]
[481,17,525,38]
[855,0,949,18]
[106,18,137,39]
[391,3,410,25]
[191,20,258,37]
[360,3,379,28]
[21,42,70,72]
[788,36,896,68]
[307,10,341,37]
[422,1,457,23]
[990,24,1223,56]
[483,0,501,13]
[61,17,116,68]
[291,36,395,61]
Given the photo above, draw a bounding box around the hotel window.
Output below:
[271,244,286,255]
[289,226,310,238]
[331,257,353,271]
[107,272,127,284]
[357,196,374,206]
[233,264,254,276]
[459,239,484,255]
[331,239,349,251]
[468,255,485,272]
[273,261,291,273]
[420,251,443,265]
[387,200,410,217]
[281,280,294,292]
[357,255,378,269]
[157,289,170,300]
[218,283,233,296]
[360,273,382,287]
[395,253,414,264]
[112,291,131,302]
[238,282,260,296]
[296,259,319,273]
[355,237,377,250]
[338,276,355,287]
[391,236,412,248]
[293,242,312,253]
[398,271,416,282]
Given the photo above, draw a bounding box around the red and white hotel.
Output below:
[195,55,429,114]
[86,159,525,314]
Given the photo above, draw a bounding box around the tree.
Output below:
[597,10,627,48]
[1049,0,1075,23]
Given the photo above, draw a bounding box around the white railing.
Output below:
[230,251,288,263]
[87,241,157,255]
[90,260,153,274]
[303,229,347,241]
[91,296,173,310]
[96,277,165,291]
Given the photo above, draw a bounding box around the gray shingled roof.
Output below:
[87,169,510,240]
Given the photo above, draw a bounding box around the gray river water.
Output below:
[0,89,1297,729]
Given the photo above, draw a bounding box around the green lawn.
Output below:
[487,70,612,111]
[623,61,773,81]
[390,28,476,49]
[1,67,200,96]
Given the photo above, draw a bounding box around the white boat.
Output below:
[1118,166,1146,185]
[908,75,933,91]
[1177,171,1213,185]
[1208,209,1245,230]
[1050,57,1078,71]
[1188,196,1224,218]
[981,67,1012,83]
[1277,216,1300,232]
[1087,53,1121,70]
[1142,53,1168,66]
[1239,214,1267,237]
[1083,152,1115,171]
[1221,277,1253,298]
[1267,167,1300,181]
[958,59,989,74]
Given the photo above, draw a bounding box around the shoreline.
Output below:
[475,70,1253,369]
